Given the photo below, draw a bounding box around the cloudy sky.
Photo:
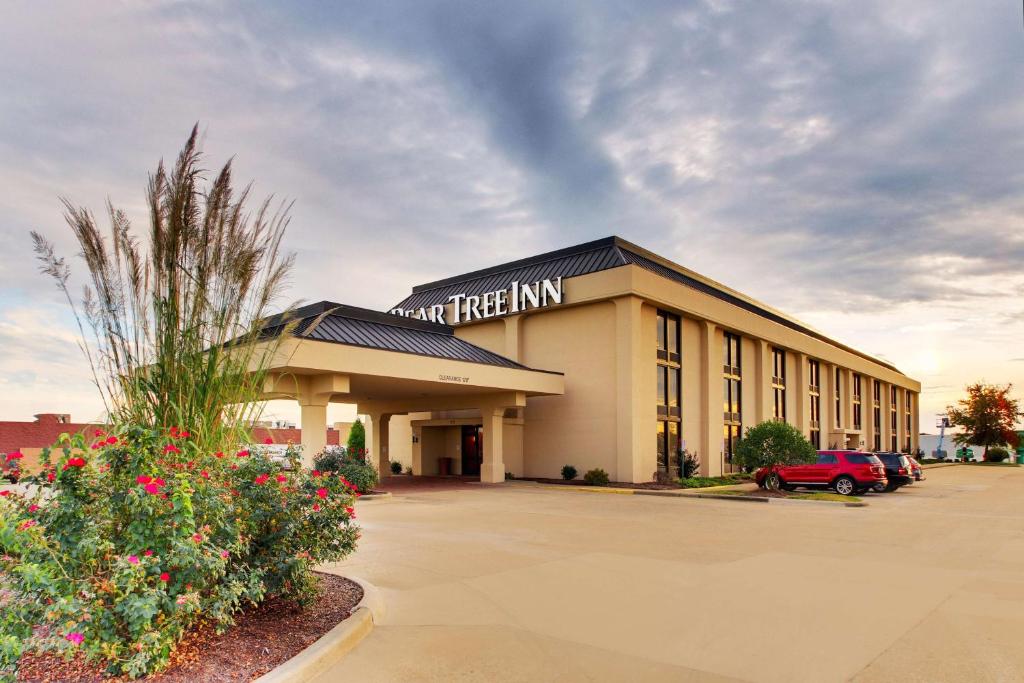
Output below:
[1,0,1021,429]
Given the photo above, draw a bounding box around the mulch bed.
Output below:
[17,572,363,683]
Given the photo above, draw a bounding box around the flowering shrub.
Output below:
[313,449,379,494]
[0,426,359,679]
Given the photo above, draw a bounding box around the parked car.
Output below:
[907,456,924,482]
[755,450,887,496]
[871,452,915,492]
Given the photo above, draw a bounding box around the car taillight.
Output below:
[898,467,907,475]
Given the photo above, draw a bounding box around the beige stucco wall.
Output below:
[516,301,619,479]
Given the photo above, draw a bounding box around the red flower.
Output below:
[312,470,321,478]
[46,471,55,482]
[312,503,321,512]
[160,572,170,582]
[276,474,287,483]
[263,437,274,444]
[179,430,190,438]
[144,483,160,495]
[192,533,202,543]
[154,477,166,486]
[164,444,181,455]
[105,436,118,446]
[28,504,39,512]
[94,429,105,437]
[136,475,153,485]
[316,487,328,499]
[64,457,86,469]
[230,464,239,471]
[0,491,8,497]
[345,506,355,516]
[236,450,250,458]
[214,451,224,458]
[144,549,154,557]
[201,470,210,479]
[254,474,270,485]
[6,451,23,461]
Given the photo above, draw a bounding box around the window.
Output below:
[772,347,786,422]
[904,390,913,452]
[723,332,742,467]
[816,454,838,464]
[834,367,842,428]
[656,311,682,475]
[890,385,898,452]
[872,380,882,451]
[844,453,881,465]
[852,374,862,431]
[808,360,821,448]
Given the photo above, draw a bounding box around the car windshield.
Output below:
[877,453,899,466]
[844,453,880,464]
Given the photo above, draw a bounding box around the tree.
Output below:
[947,383,1022,460]
[733,420,817,483]
[347,418,366,455]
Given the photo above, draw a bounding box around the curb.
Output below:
[358,491,393,501]
[253,575,384,683]
[921,463,960,470]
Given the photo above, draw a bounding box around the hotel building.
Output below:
[258,236,920,482]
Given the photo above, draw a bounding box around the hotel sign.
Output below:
[390,277,563,325]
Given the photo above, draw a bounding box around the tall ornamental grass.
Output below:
[31,124,294,452]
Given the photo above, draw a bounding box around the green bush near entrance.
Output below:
[561,464,578,480]
[985,446,1010,462]
[732,421,817,474]
[582,468,610,486]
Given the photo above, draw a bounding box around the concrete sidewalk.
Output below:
[317,466,1024,682]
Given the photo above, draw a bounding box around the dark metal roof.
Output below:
[259,302,546,371]
[393,236,903,374]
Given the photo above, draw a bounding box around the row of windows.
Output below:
[654,313,917,472]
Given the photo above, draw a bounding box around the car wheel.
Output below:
[765,472,781,490]
[834,476,856,496]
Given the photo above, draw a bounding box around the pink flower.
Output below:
[276,474,287,483]
[28,504,39,512]
[5,451,23,461]
[127,555,139,564]
[192,533,202,543]
[94,429,105,437]
[136,475,153,485]
[66,632,84,645]
[236,450,250,458]
[316,487,328,499]
[17,519,36,531]
[176,595,187,605]
[220,550,230,559]
[164,444,181,455]
[254,474,269,485]
[144,483,160,495]
[312,503,321,512]
[144,549,153,557]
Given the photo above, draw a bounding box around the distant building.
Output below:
[0,413,354,473]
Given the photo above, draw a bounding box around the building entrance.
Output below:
[461,425,482,477]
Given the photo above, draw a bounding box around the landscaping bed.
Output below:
[519,477,680,490]
[16,572,362,683]
[677,474,753,489]
[708,489,862,503]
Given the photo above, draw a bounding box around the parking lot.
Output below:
[320,465,1024,682]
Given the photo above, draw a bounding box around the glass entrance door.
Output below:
[461,425,482,477]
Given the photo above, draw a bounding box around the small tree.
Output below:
[947,383,1022,460]
[347,419,366,456]
[733,421,817,484]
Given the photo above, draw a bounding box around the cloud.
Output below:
[0,0,1021,425]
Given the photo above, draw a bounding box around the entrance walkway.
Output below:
[376,475,499,494]
[319,466,1024,682]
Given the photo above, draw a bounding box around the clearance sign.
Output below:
[390,277,563,325]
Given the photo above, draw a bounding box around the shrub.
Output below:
[985,446,1010,462]
[681,450,701,479]
[390,460,403,475]
[313,449,378,494]
[732,421,817,477]
[0,429,359,679]
[583,468,610,486]
[347,420,366,455]
[561,464,577,480]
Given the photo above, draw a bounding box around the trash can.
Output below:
[438,457,453,476]
[1016,447,1024,465]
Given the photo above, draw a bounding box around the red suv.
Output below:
[755,450,887,496]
